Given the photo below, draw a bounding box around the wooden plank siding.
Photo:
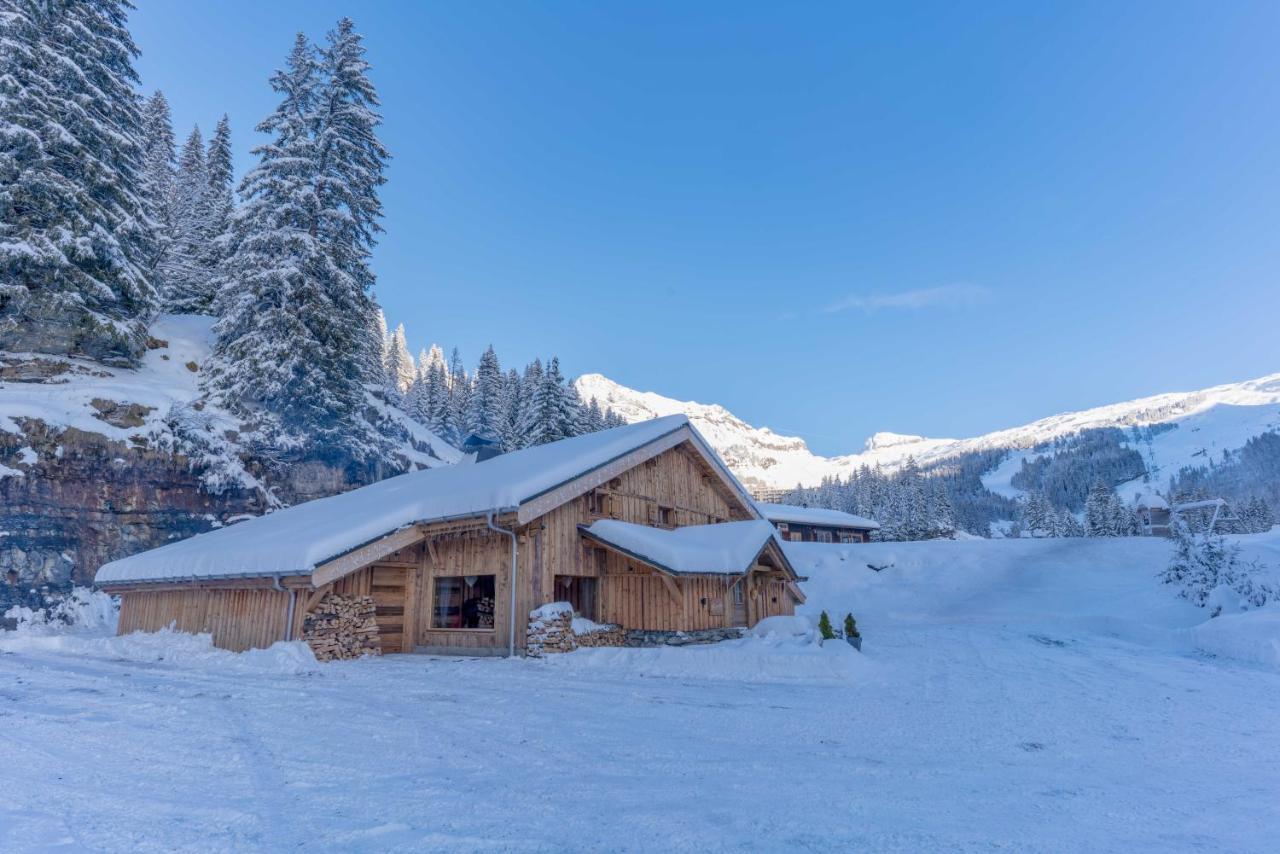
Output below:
[117,588,291,652]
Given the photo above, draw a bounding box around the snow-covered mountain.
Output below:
[574,372,1280,497]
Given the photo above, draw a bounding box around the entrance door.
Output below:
[370,565,409,652]
[730,578,748,626]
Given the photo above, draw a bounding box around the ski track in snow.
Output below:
[3,539,1280,852]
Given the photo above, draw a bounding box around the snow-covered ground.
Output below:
[3,536,1279,852]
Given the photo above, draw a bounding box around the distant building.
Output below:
[756,502,880,544]
[1133,493,1172,537]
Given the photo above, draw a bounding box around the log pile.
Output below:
[526,601,626,655]
[302,593,381,661]
[574,624,626,647]
[526,602,576,657]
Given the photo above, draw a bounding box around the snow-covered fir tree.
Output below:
[0,0,154,365]
[203,31,390,465]
[196,114,235,305]
[467,345,504,439]
[446,347,471,442]
[140,90,177,283]
[384,323,415,395]
[161,125,212,312]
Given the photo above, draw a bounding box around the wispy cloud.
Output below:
[824,283,991,314]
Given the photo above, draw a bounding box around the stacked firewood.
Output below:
[302,593,381,661]
[575,625,626,647]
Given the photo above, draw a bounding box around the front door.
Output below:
[370,564,409,652]
[730,578,748,626]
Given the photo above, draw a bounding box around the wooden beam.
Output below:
[312,525,426,588]
[658,573,684,612]
[425,537,441,568]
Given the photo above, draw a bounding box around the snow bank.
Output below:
[1192,605,1280,669]
[0,627,320,675]
[541,632,868,684]
[3,587,118,635]
[750,614,815,641]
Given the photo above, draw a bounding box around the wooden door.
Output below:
[370,565,409,653]
[730,578,747,626]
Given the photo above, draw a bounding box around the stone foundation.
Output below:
[302,593,381,661]
[625,627,744,647]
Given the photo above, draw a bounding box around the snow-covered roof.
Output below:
[97,415,753,585]
[755,502,880,530]
[1132,493,1169,510]
[580,519,785,576]
[1173,498,1227,512]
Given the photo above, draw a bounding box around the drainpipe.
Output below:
[273,574,297,642]
[487,511,519,657]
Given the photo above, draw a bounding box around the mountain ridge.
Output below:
[574,372,1280,495]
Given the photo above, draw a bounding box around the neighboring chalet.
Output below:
[95,416,804,656]
[757,502,880,544]
[1133,493,1172,537]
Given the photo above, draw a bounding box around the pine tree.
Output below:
[384,323,415,394]
[140,90,176,284]
[522,357,569,447]
[424,359,451,437]
[198,114,234,309]
[446,347,470,442]
[817,611,835,641]
[160,125,212,312]
[0,0,154,365]
[1085,480,1115,536]
[467,345,504,439]
[204,33,382,462]
[498,368,524,451]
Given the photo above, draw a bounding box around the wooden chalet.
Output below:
[95,416,804,656]
[757,502,880,544]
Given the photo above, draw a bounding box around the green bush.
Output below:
[844,613,859,638]
[818,611,835,640]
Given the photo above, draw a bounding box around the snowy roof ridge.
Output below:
[755,502,880,530]
[580,519,785,576]
[96,414,758,585]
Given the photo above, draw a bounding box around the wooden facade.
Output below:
[774,520,871,544]
[107,435,804,656]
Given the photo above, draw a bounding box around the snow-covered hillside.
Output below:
[576,372,1280,497]
[0,314,460,492]
[3,535,1278,851]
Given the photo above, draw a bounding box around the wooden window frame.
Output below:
[430,573,498,632]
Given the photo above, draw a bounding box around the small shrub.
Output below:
[843,613,859,638]
[817,611,835,640]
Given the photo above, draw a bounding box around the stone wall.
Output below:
[302,593,381,661]
[0,418,265,611]
[625,627,744,647]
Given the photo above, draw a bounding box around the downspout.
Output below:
[487,511,519,657]
[273,574,298,642]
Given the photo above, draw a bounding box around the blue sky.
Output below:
[131,1,1280,455]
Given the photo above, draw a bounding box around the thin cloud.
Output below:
[824,283,992,314]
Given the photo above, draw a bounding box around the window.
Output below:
[789,531,802,542]
[587,490,613,517]
[657,505,674,527]
[432,575,496,630]
[816,530,833,544]
[777,522,789,534]
[733,582,745,605]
